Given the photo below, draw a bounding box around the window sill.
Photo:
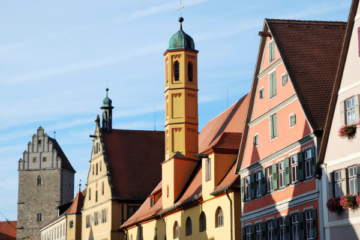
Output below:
[266,191,274,196]
[290,181,300,186]
[304,177,314,182]
[270,137,278,142]
[255,196,263,200]
[277,187,286,192]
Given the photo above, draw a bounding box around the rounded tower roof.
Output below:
[167,17,196,51]
[102,88,112,108]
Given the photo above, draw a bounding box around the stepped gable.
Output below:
[0,221,17,240]
[102,129,165,200]
[266,19,346,131]
[48,137,75,172]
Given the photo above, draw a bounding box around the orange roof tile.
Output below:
[0,221,17,240]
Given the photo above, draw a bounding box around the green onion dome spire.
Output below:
[102,88,112,108]
[167,17,196,51]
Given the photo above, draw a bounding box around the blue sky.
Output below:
[0,0,352,221]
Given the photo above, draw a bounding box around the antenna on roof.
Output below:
[54,131,56,140]
[154,105,156,131]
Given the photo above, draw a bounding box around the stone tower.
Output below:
[17,127,75,240]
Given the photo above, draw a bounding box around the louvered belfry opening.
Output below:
[174,61,180,81]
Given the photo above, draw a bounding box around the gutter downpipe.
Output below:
[160,213,166,240]
[225,189,233,240]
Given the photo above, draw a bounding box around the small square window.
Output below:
[33,157,37,162]
[43,157,46,162]
[290,114,296,128]
[259,88,264,100]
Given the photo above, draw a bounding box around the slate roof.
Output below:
[48,137,76,172]
[102,129,165,200]
[0,221,17,240]
[267,19,346,131]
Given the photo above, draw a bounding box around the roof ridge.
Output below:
[111,129,165,132]
[266,18,346,24]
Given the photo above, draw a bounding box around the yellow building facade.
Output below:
[121,17,249,240]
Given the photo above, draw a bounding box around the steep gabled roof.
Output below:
[48,137,76,173]
[0,221,17,240]
[211,161,239,195]
[267,19,346,131]
[102,129,165,200]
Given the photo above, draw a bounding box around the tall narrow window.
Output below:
[188,62,193,82]
[92,165,94,175]
[291,155,298,183]
[102,181,104,195]
[150,197,154,207]
[290,114,296,128]
[334,171,342,197]
[269,41,275,62]
[138,226,143,240]
[167,185,169,198]
[94,211,99,225]
[96,143,99,154]
[37,213,42,221]
[101,208,107,223]
[304,149,312,178]
[154,228,157,240]
[174,222,179,239]
[246,226,251,240]
[245,176,250,201]
[186,217,192,236]
[278,162,285,188]
[89,188,91,201]
[291,214,298,240]
[279,218,285,240]
[259,88,264,100]
[270,113,278,140]
[205,158,211,181]
[95,190,98,202]
[346,97,356,124]
[256,224,261,240]
[199,212,206,232]
[216,207,223,227]
[269,72,276,98]
[348,166,357,194]
[255,171,262,197]
[69,220,74,229]
[37,176,42,186]
[267,221,273,240]
[174,61,180,81]
[96,163,98,175]
[305,211,313,240]
[100,161,102,172]
[253,134,259,147]
[266,167,273,193]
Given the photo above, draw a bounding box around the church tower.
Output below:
[162,17,199,209]
[101,88,114,133]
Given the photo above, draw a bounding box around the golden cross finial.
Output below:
[178,2,184,16]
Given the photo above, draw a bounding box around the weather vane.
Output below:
[178,1,184,17]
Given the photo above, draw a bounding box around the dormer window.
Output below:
[174,61,180,81]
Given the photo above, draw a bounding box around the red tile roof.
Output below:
[211,162,239,195]
[102,129,164,200]
[267,19,346,131]
[199,94,249,153]
[0,221,17,240]
[48,137,75,172]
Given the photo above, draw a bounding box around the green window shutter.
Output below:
[272,164,278,190]
[312,209,318,239]
[298,212,305,240]
[262,169,266,195]
[298,152,304,181]
[250,174,255,199]
[269,42,273,62]
[270,115,274,139]
[250,225,255,240]
[291,115,296,126]
[272,42,275,61]
[261,222,266,240]
[285,216,291,240]
[273,114,278,138]
[311,147,316,177]
[272,219,278,240]
[242,227,246,240]
[284,157,290,186]
[272,72,277,97]
[241,178,245,202]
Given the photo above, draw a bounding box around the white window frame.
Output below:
[305,211,313,240]
[281,73,288,87]
[259,87,264,100]
[256,223,261,240]
[289,114,296,129]
[246,226,251,240]
[304,149,312,179]
[267,167,273,193]
[69,220,74,229]
[291,155,298,183]
[292,214,298,240]
[94,211,99,226]
[278,161,285,188]
[267,221,273,240]
[86,215,91,228]
[254,134,259,147]
[255,171,262,197]
[245,176,251,201]
[334,171,342,197]
[346,97,356,124]
[348,166,357,194]
[269,113,278,141]
[279,218,285,240]
[101,208,107,223]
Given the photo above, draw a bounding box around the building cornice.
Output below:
[257,58,283,80]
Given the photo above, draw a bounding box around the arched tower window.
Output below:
[199,212,206,232]
[37,176,42,186]
[173,221,179,239]
[188,62,193,82]
[96,163,98,175]
[174,61,180,81]
[216,207,224,227]
[186,217,192,236]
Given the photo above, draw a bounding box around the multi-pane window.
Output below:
[255,172,262,197]
[245,177,251,201]
[279,218,285,240]
[334,171,342,197]
[255,224,261,240]
[267,221,273,240]
[349,166,357,194]
[174,61,180,81]
[253,135,259,147]
[267,167,273,193]
[290,114,296,128]
[278,162,285,188]
[269,72,277,98]
[305,211,313,240]
[188,62,193,82]
[282,74,288,86]
[205,158,211,182]
[217,208,224,227]
[304,149,312,178]
[69,220,74,229]
[86,215,91,228]
[270,114,277,140]
[186,217,192,236]
[101,209,107,223]
[346,97,356,124]
[200,212,206,232]
[94,212,99,226]
[292,214,298,240]
[174,222,179,239]
[259,88,264,100]
[291,155,298,183]
[269,41,275,62]
[128,206,139,218]
[246,226,251,240]
[37,213,42,221]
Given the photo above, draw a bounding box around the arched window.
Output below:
[37,176,41,186]
[95,190,98,202]
[199,212,206,232]
[96,163,98,175]
[186,217,192,236]
[216,207,224,227]
[188,62,193,82]
[102,181,104,195]
[174,61,180,81]
[173,221,179,239]
[89,188,91,201]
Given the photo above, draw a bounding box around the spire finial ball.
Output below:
[179,17,184,23]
